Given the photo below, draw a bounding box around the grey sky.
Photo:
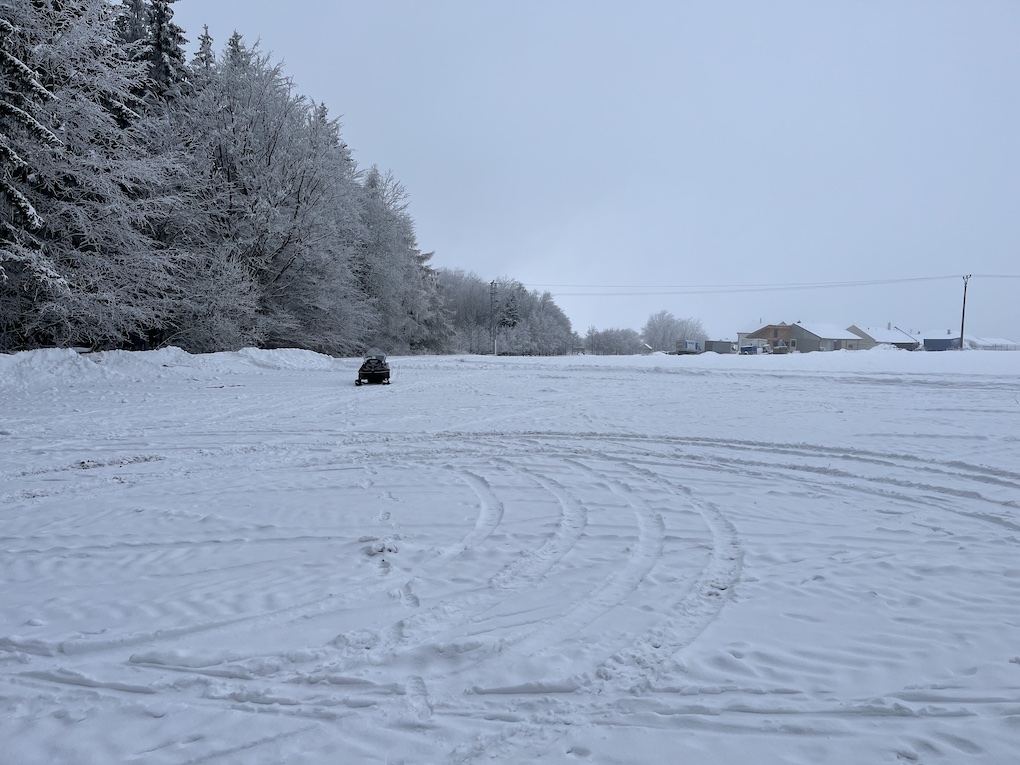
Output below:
[173,1,1020,341]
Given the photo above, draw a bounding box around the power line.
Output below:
[527,275,956,297]
[522,274,1020,298]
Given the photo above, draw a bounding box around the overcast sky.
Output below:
[173,1,1019,341]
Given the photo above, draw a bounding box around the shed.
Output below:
[703,340,735,354]
[924,337,960,352]
[917,332,1018,351]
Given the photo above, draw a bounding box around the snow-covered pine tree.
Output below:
[0,0,185,350]
[0,9,58,237]
[1,4,63,347]
[115,0,150,51]
[191,24,214,75]
[146,0,187,98]
[115,0,187,99]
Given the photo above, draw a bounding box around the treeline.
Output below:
[439,271,576,355]
[583,311,708,355]
[0,1,574,356]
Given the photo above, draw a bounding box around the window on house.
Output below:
[773,329,778,338]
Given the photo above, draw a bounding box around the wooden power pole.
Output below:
[959,274,972,350]
[490,280,497,356]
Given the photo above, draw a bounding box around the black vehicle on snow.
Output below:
[356,349,390,386]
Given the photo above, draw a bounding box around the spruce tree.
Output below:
[115,0,150,50]
[0,7,61,291]
[191,24,215,74]
[146,0,187,97]
[0,0,184,350]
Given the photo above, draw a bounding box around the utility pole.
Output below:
[959,274,971,351]
[489,280,497,356]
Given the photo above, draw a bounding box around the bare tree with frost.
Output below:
[355,166,449,353]
[642,309,707,352]
[167,33,375,353]
[436,271,572,355]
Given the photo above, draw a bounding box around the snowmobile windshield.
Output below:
[364,348,387,361]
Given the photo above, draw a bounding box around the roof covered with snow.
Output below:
[967,336,1019,348]
[907,330,1018,348]
[913,329,960,341]
[850,326,917,344]
[793,322,860,340]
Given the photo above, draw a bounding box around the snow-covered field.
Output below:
[2,347,1019,764]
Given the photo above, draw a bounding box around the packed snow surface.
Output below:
[2,348,1019,764]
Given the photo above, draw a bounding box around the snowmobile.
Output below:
[355,349,391,386]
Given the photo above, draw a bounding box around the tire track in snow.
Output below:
[5,428,1015,763]
[588,463,743,693]
[471,430,1020,493]
[483,456,666,666]
[60,452,596,730]
[327,459,595,674]
[450,448,743,762]
[484,461,588,593]
[426,469,504,563]
[499,431,1020,531]
[6,430,1006,672]
[613,443,1020,531]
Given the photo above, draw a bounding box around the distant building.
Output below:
[746,322,861,353]
[966,336,1020,351]
[915,329,1019,351]
[923,336,960,352]
[790,323,861,352]
[703,340,735,354]
[848,325,919,351]
[746,322,794,353]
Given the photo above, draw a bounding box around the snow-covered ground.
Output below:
[2,347,1019,764]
